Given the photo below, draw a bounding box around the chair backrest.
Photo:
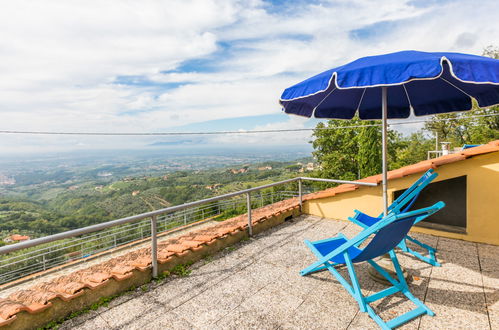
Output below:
[383,169,438,216]
[354,201,445,262]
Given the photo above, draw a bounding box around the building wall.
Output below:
[303,152,499,245]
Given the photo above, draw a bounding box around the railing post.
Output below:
[298,178,303,212]
[246,193,252,236]
[151,215,158,278]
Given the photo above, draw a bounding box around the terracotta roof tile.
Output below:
[166,244,188,253]
[7,290,54,306]
[333,184,359,194]
[461,143,498,156]
[158,240,180,249]
[387,168,405,180]
[110,264,135,275]
[110,273,133,281]
[359,174,383,184]
[0,296,50,321]
[191,246,204,252]
[401,161,434,176]
[32,281,85,300]
[157,251,174,259]
[175,250,190,258]
[192,234,217,242]
[0,315,16,327]
[301,192,324,201]
[178,240,202,248]
[309,191,334,200]
[42,278,84,295]
[431,153,466,166]
[158,257,174,265]
[0,298,30,319]
[2,294,50,315]
[131,256,152,268]
[70,269,111,284]
[206,239,218,246]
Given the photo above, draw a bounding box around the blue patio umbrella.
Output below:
[279,50,499,215]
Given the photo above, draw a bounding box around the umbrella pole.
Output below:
[368,86,409,285]
[381,86,388,216]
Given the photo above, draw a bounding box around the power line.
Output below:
[0,113,497,136]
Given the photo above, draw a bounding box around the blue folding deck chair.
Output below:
[349,169,441,266]
[300,202,445,330]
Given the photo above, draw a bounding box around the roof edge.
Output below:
[303,139,499,202]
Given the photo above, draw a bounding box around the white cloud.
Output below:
[0,0,498,153]
[211,115,313,145]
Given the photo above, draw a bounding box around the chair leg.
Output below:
[388,250,410,290]
[303,253,435,329]
[389,250,435,317]
[362,251,435,328]
[401,236,441,266]
[398,239,409,252]
[344,252,367,312]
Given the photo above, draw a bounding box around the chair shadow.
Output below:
[305,243,498,317]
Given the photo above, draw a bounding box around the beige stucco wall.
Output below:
[303,152,499,245]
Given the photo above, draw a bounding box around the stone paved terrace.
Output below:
[63,215,498,330]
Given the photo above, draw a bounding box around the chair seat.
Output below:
[356,212,381,227]
[313,238,362,264]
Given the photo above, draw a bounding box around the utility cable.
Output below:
[0,113,497,136]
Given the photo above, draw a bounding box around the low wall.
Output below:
[1,203,300,330]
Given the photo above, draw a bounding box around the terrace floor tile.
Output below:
[66,215,497,330]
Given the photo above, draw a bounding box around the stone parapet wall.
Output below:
[0,199,300,330]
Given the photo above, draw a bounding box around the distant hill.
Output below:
[0,154,317,238]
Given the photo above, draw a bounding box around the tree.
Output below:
[424,102,499,148]
[311,119,360,181]
[483,45,499,59]
[357,123,382,177]
[390,132,434,168]
[465,106,499,143]
[311,118,390,180]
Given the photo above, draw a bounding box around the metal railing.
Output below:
[0,191,298,285]
[0,177,376,282]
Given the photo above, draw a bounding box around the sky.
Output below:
[1,0,498,154]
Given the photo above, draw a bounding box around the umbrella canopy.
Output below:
[279,50,499,215]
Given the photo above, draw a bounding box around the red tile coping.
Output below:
[303,139,499,202]
[0,198,300,328]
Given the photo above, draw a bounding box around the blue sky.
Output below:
[0,0,498,153]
